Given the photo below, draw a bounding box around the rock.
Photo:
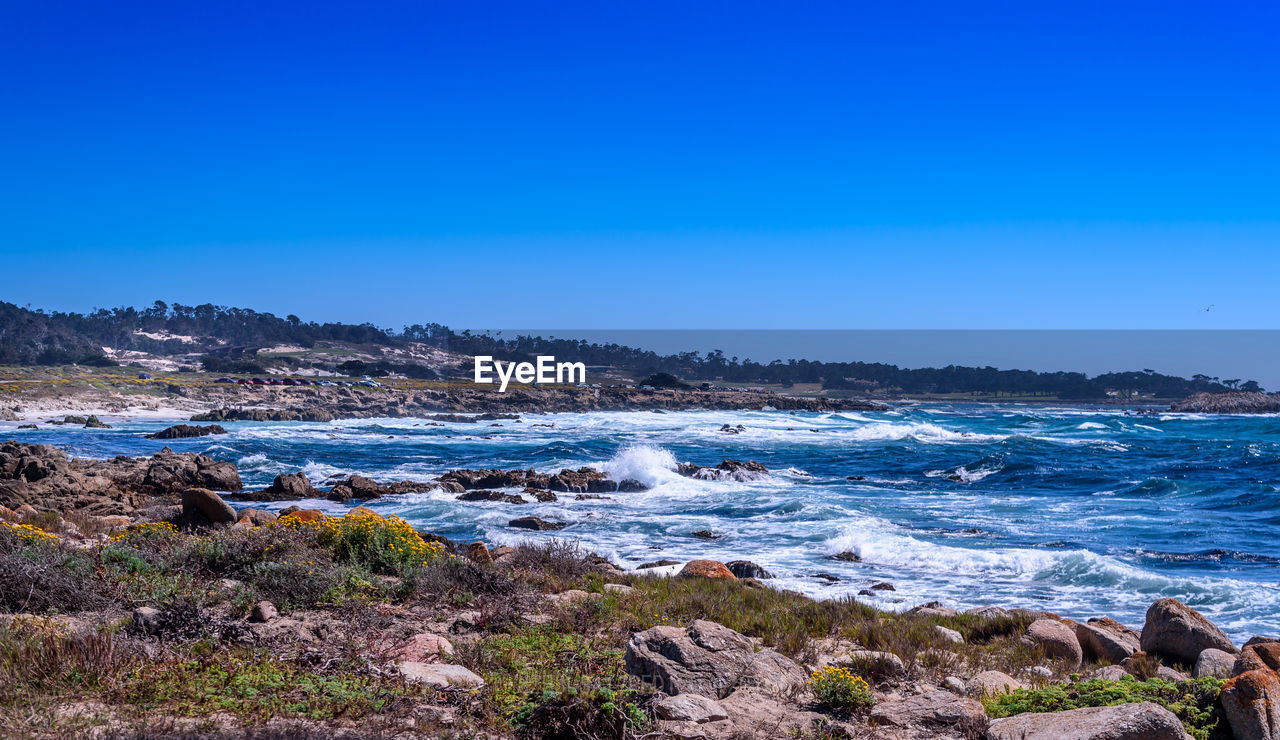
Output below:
[869,689,985,729]
[16,503,38,519]
[840,650,906,679]
[279,507,325,523]
[987,701,1188,740]
[1234,642,1280,676]
[395,632,454,661]
[1025,619,1083,667]
[724,560,774,579]
[1140,597,1236,665]
[966,605,1010,619]
[1089,665,1129,681]
[1221,669,1280,740]
[250,601,278,622]
[676,459,769,481]
[909,601,960,618]
[653,693,728,723]
[1245,636,1280,648]
[132,606,163,635]
[1156,666,1190,682]
[1194,647,1236,679]
[713,687,828,737]
[690,529,719,540]
[145,424,227,440]
[625,620,805,698]
[465,541,492,563]
[547,589,594,607]
[398,662,485,690]
[871,581,895,591]
[1171,391,1280,414]
[1076,617,1141,664]
[603,583,634,596]
[508,516,566,531]
[457,490,527,504]
[829,551,861,562]
[180,488,237,525]
[966,670,1022,697]
[83,415,110,429]
[935,625,964,644]
[236,508,277,526]
[262,471,320,499]
[678,560,737,580]
[638,559,680,569]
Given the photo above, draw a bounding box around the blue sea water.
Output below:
[8,404,1280,642]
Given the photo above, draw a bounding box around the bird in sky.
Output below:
[1202,304,1214,312]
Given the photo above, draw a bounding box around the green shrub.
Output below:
[985,676,1227,740]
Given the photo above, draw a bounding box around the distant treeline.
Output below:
[440,333,1255,398]
[0,301,1261,397]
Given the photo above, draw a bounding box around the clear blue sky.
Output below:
[1,1,1277,330]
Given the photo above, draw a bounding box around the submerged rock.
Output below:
[146,424,227,440]
[508,516,566,531]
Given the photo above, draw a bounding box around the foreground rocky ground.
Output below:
[2,441,1278,739]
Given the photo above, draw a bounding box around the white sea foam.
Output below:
[600,445,679,488]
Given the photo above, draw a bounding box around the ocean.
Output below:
[11,404,1280,642]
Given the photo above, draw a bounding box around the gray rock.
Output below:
[398,662,485,689]
[987,701,1188,740]
[625,620,805,698]
[725,560,774,579]
[966,605,1010,619]
[1025,618,1083,667]
[1220,669,1280,740]
[934,625,964,644]
[943,676,967,694]
[603,583,634,596]
[869,689,985,729]
[1089,665,1129,681]
[250,600,278,623]
[1194,648,1236,679]
[1076,617,1141,664]
[966,670,1022,698]
[131,606,162,635]
[1140,597,1236,666]
[653,693,728,723]
[180,487,237,525]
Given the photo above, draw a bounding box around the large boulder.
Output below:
[1140,598,1236,666]
[1220,669,1280,740]
[1234,642,1280,676]
[1024,619,1082,667]
[868,689,985,729]
[1076,617,1141,664]
[987,701,1187,740]
[624,620,805,699]
[180,488,237,525]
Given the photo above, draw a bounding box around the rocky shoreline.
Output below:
[3,441,1278,738]
[1170,391,1280,414]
